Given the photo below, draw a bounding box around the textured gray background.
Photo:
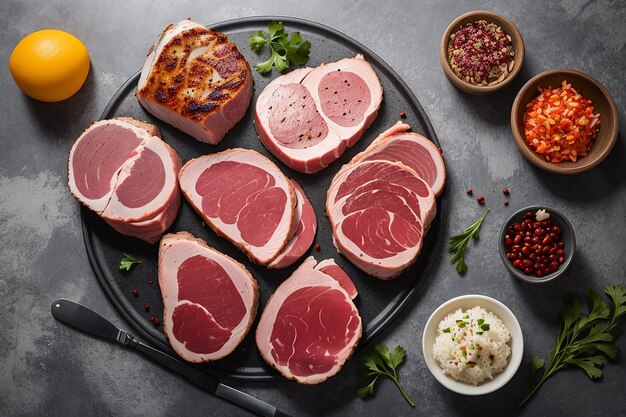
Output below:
[1,0,625,416]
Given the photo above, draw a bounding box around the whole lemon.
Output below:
[9,29,90,102]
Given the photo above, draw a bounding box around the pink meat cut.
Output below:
[350,121,446,196]
[178,148,298,265]
[159,231,259,362]
[327,160,436,279]
[256,257,362,384]
[268,179,317,269]
[137,20,253,145]
[255,55,383,173]
[67,118,181,243]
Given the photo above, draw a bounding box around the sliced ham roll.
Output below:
[159,232,259,362]
[67,117,181,243]
[137,19,253,145]
[256,257,362,384]
[254,55,383,173]
[268,179,317,269]
[327,160,436,279]
[178,149,298,265]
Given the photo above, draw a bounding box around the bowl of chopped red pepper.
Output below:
[499,206,575,283]
[440,11,524,94]
[511,69,619,174]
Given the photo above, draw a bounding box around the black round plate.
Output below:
[82,16,446,381]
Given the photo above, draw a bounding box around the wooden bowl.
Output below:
[511,69,619,174]
[440,11,525,95]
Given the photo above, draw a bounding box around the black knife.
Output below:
[51,298,291,417]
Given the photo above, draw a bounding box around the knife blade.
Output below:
[51,298,291,417]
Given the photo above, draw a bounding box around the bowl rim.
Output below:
[498,205,576,283]
[421,294,524,395]
[440,10,525,94]
[510,68,619,174]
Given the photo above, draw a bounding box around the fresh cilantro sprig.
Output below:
[249,21,311,74]
[520,284,626,407]
[119,253,142,271]
[448,208,491,274]
[357,344,415,407]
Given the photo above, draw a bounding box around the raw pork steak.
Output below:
[256,257,361,384]
[255,55,382,173]
[178,149,298,265]
[158,231,259,362]
[327,160,436,279]
[68,117,181,243]
[137,19,253,145]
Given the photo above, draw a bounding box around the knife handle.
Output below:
[216,383,291,417]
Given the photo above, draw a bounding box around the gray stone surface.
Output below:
[1,0,624,416]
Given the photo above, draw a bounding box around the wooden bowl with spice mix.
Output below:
[511,69,619,174]
[440,11,524,94]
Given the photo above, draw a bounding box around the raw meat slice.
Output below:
[67,118,181,243]
[314,259,358,299]
[254,55,382,173]
[268,179,317,269]
[256,257,362,384]
[351,121,446,196]
[178,148,298,265]
[327,160,436,279]
[137,19,253,145]
[159,231,259,362]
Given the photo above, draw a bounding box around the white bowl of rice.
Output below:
[422,295,523,395]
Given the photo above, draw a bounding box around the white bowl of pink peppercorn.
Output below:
[499,206,576,283]
[440,11,525,94]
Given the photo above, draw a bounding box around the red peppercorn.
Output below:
[466,189,473,195]
[315,243,321,252]
[503,187,510,195]
[477,195,485,203]
[144,304,150,312]
[399,111,406,118]
[147,280,154,286]
[131,289,138,297]
[150,316,160,327]
[504,200,509,206]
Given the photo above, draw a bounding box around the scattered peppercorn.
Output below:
[147,279,153,286]
[399,111,406,119]
[144,304,150,312]
[150,316,160,327]
[503,187,510,195]
[466,189,473,195]
[131,289,138,297]
[477,195,485,203]
[315,243,321,252]
[504,200,509,206]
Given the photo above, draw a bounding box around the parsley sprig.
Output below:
[119,253,142,271]
[448,208,490,274]
[249,21,311,74]
[520,284,626,407]
[357,344,414,407]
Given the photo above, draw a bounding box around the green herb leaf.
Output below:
[119,253,142,271]
[480,323,490,332]
[443,327,451,333]
[357,344,415,407]
[249,22,311,73]
[519,284,626,407]
[249,31,269,52]
[448,208,490,274]
[529,357,544,387]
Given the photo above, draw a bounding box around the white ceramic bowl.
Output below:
[421,295,523,395]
